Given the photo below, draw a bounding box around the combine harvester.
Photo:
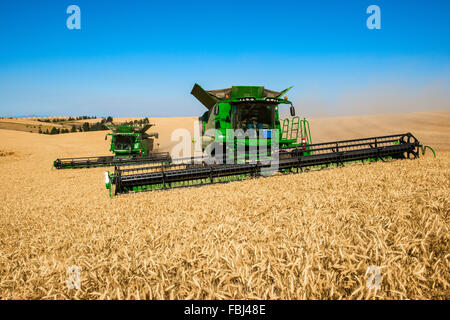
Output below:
[105,84,434,196]
[54,123,171,169]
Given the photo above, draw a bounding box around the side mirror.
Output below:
[290,106,296,117]
[213,104,220,115]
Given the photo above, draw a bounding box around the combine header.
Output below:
[54,122,171,169]
[104,84,434,196]
[105,133,422,196]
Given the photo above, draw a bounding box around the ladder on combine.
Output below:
[281,117,312,146]
[281,118,290,140]
[290,117,300,140]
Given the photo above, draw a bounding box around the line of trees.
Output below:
[37,116,98,123]
[36,116,154,135]
[121,117,150,125]
[38,116,115,135]
[81,121,107,132]
[69,116,97,121]
[39,127,70,135]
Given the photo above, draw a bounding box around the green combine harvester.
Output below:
[105,83,435,196]
[54,122,171,169]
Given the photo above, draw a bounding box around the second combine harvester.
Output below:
[105,83,433,196]
[54,122,171,169]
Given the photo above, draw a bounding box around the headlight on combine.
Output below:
[105,171,110,185]
[105,171,114,197]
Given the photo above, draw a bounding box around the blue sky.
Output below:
[0,0,449,117]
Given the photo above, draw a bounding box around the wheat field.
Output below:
[0,111,449,299]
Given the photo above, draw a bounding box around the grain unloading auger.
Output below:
[53,123,171,169]
[105,84,435,196]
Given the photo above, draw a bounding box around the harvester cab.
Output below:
[105,123,158,158]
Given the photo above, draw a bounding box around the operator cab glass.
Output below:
[234,104,275,131]
[115,135,133,151]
